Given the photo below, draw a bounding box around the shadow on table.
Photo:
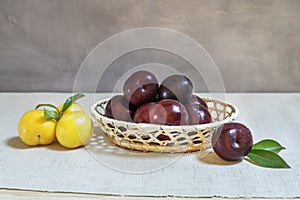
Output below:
[46,141,73,151]
[86,126,179,156]
[6,136,31,149]
[88,126,243,165]
[6,126,139,153]
[6,136,71,151]
[197,151,241,165]
[85,126,185,173]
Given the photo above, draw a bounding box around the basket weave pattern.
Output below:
[91,98,238,153]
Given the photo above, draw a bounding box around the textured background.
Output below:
[0,0,299,92]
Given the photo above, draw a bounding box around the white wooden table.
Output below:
[0,93,299,199]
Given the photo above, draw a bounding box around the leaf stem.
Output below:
[35,103,60,113]
[61,93,85,114]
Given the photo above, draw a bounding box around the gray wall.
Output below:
[0,0,299,92]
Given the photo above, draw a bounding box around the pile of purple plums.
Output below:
[105,70,212,126]
[105,70,253,161]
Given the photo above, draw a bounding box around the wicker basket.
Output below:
[91,97,239,153]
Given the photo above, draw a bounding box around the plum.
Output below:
[190,94,208,109]
[133,102,157,123]
[105,95,135,122]
[123,71,159,106]
[212,122,253,161]
[186,103,212,125]
[149,99,189,126]
[158,74,193,104]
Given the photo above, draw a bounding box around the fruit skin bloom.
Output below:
[56,111,94,149]
[18,110,56,146]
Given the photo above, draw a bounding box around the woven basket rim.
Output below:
[90,97,239,130]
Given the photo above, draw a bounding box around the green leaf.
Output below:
[35,103,59,113]
[246,149,290,169]
[252,139,286,153]
[44,109,60,121]
[61,93,85,114]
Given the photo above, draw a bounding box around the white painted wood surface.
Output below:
[0,93,299,199]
